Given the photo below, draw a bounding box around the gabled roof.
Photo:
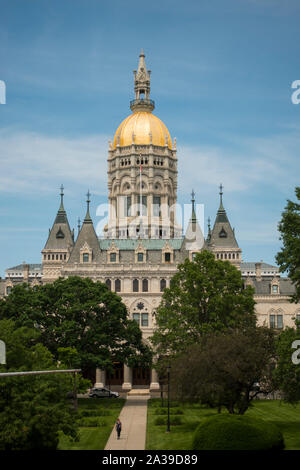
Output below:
[208,186,239,249]
[241,262,279,272]
[6,264,42,271]
[67,194,101,264]
[43,187,74,251]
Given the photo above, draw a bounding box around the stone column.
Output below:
[150,367,160,390]
[94,368,106,388]
[122,364,132,390]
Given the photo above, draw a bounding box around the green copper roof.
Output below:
[99,238,184,251]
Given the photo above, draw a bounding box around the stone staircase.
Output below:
[127,388,150,396]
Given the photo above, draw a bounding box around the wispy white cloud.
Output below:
[0,129,109,196]
[178,131,300,195]
[1,128,299,200]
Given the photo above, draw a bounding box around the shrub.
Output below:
[79,409,111,417]
[154,408,183,416]
[192,414,285,451]
[78,417,108,427]
[154,416,182,426]
[151,401,180,408]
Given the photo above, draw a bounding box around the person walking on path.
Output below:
[116,418,122,440]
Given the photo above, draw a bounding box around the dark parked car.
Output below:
[88,387,119,398]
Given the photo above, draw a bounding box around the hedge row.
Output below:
[192,414,285,451]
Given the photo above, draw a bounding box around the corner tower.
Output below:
[207,184,242,269]
[42,185,74,282]
[105,50,181,240]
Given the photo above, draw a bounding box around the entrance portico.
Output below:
[95,364,160,393]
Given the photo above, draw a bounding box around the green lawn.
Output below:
[58,398,125,450]
[146,399,300,450]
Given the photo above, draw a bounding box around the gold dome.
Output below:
[113,111,172,150]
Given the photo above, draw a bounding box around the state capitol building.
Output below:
[2,51,298,394]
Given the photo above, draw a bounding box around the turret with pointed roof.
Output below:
[183,190,205,255]
[208,184,242,268]
[41,185,75,281]
[67,191,101,265]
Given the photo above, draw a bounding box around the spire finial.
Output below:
[207,216,212,243]
[140,48,144,57]
[59,184,65,211]
[219,183,224,211]
[84,190,92,223]
[191,189,196,220]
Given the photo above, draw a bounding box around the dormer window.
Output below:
[272,284,279,294]
[56,227,65,239]
[83,253,89,263]
[165,253,171,263]
[272,285,278,294]
[137,253,144,262]
[110,253,116,262]
[219,227,227,238]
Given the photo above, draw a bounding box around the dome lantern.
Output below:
[130,49,155,113]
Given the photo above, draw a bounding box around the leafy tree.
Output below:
[151,250,256,357]
[0,277,152,375]
[276,186,300,302]
[0,319,80,450]
[169,327,275,414]
[273,321,300,404]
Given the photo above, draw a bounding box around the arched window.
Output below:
[133,279,139,292]
[115,279,121,292]
[142,279,148,292]
[105,279,111,291]
[160,279,167,292]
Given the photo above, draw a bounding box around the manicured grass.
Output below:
[58,398,125,450]
[146,399,300,450]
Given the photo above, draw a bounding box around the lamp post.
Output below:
[166,363,171,433]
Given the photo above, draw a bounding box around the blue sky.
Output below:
[0,0,300,276]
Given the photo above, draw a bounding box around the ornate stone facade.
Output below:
[3,51,296,395]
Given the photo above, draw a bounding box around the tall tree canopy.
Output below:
[276,186,300,303]
[0,319,79,450]
[151,250,256,357]
[273,322,300,404]
[0,276,152,374]
[169,327,275,415]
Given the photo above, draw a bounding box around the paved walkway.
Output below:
[105,395,150,450]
